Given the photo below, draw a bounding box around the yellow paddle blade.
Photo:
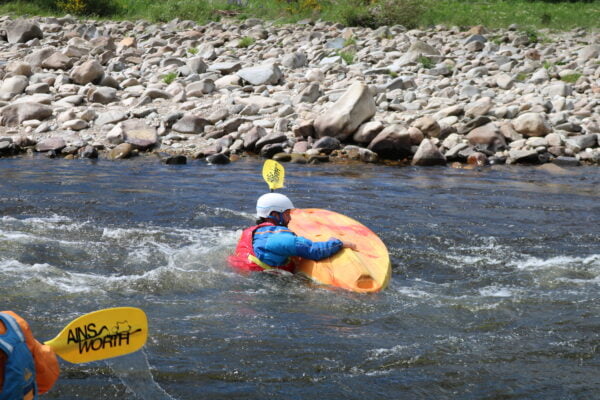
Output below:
[45,307,148,364]
[262,160,285,191]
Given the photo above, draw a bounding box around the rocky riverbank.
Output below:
[0,16,598,166]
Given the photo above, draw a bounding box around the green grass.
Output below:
[560,73,582,83]
[161,72,177,84]
[516,72,529,82]
[338,50,355,65]
[344,36,357,47]
[238,36,255,48]
[419,0,600,30]
[418,56,434,69]
[0,0,598,31]
[187,47,198,55]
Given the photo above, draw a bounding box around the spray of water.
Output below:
[106,350,176,400]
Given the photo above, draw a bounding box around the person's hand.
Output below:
[329,238,358,252]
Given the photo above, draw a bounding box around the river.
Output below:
[1,156,599,399]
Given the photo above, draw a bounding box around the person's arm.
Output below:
[5,311,60,395]
[293,236,345,260]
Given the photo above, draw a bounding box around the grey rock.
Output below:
[221,118,248,134]
[186,79,215,96]
[41,52,73,70]
[0,103,53,126]
[314,82,376,140]
[508,148,540,164]
[206,153,230,164]
[282,52,307,69]
[566,134,597,150]
[70,60,104,85]
[96,110,128,126]
[24,48,56,68]
[367,125,412,160]
[237,63,283,86]
[325,38,345,49]
[172,114,209,134]
[512,112,551,137]
[243,126,266,151]
[466,123,507,152]
[88,87,118,104]
[413,116,440,138]
[255,131,287,150]
[359,148,378,163]
[79,145,98,159]
[6,61,32,77]
[6,19,43,43]
[353,121,384,144]
[260,143,285,158]
[384,76,416,91]
[108,143,134,160]
[312,136,341,153]
[121,119,158,148]
[293,82,322,104]
[209,62,242,74]
[187,57,208,74]
[411,139,446,166]
[541,82,572,98]
[35,137,65,152]
[143,88,171,99]
[0,76,29,101]
[552,156,579,167]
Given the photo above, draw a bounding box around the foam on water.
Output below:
[509,254,600,271]
[0,213,242,296]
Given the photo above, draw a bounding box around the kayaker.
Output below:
[0,311,60,399]
[229,193,357,272]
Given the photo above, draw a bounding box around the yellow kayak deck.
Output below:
[289,208,391,293]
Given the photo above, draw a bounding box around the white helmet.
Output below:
[256,193,294,218]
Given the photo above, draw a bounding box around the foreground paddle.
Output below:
[45,307,148,364]
[262,159,285,192]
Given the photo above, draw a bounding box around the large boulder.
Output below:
[512,112,551,137]
[314,82,376,140]
[367,125,412,160]
[6,19,43,44]
[236,63,283,86]
[0,103,53,126]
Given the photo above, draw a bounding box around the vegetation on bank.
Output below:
[0,0,598,31]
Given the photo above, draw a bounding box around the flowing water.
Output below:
[1,156,599,399]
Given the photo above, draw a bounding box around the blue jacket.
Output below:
[0,313,37,400]
[253,225,343,267]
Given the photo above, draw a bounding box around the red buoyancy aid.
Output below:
[227,222,295,273]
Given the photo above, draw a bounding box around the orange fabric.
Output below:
[0,311,60,395]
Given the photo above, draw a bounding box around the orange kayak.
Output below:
[288,209,391,293]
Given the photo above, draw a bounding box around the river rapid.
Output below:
[1,156,599,399]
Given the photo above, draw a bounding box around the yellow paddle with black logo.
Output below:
[262,159,285,192]
[45,307,148,364]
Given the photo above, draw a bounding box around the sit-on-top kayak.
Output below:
[288,208,391,293]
